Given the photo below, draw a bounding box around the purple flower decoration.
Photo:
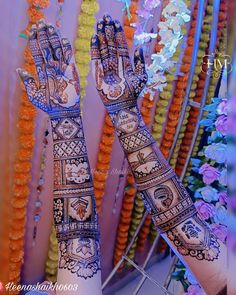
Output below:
[184,284,203,295]
[215,115,227,136]
[195,200,215,220]
[199,163,220,185]
[195,186,219,202]
[204,143,227,164]
[214,204,227,225]
[210,224,227,243]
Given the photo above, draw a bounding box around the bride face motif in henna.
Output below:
[18,20,80,113]
[91,15,148,109]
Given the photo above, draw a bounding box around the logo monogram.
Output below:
[202,50,232,78]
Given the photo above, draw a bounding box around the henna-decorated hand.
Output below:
[91,15,148,112]
[17,20,80,115]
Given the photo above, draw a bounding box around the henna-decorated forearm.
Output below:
[91,15,227,295]
[18,20,102,293]
[50,112,100,279]
[109,104,220,260]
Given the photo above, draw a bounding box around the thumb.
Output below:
[16,68,47,112]
[16,68,38,94]
[134,48,147,83]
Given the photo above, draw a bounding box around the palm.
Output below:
[18,20,80,115]
[91,16,147,110]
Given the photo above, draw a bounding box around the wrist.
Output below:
[48,108,81,121]
[105,97,138,116]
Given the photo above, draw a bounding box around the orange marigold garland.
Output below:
[9,0,49,290]
[174,0,214,176]
[113,172,137,268]
[94,114,115,212]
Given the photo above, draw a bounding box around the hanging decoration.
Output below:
[45,227,58,283]
[150,0,191,145]
[170,1,228,292]
[173,1,214,176]
[187,0,227,173]
[94,114,115,212]
[159,2,200,160]
[32,127,49,247]
[10,0,49,289]
[55,0,65,28]
[132,0,160,46]
[113,172,137,269]
[140,0,191,99]
[75,0,99,106]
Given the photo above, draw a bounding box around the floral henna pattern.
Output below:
[91,15,221,262]
[167,215,220,261]
[59,238,100,279]
[18,20,100,279]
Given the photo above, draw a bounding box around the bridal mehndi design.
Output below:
[18,19,100,279]
[18,14,225,292]
[91,15,220,262]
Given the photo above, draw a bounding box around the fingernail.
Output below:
[114,20,122,29]
[61,38,69,45]
[97,19,104,30]
[47,24,55,35]
[103,14,112,24]
[91,34,98,44]
[16,68,26,79]
[29,24,37,37]
[38,19,46,29]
